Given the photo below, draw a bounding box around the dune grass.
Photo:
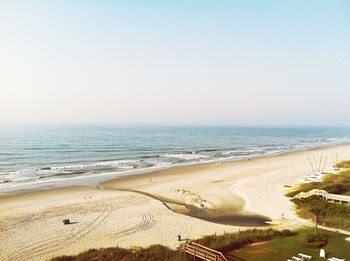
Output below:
[51,245,189,261]
[292,196,350,230]
[336,160,350,169]
[287,161,350,231]
[194,228,296,253]
[286,169,350,198]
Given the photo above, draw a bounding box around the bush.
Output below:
[336,160,350,169]
[292,197,350,230]
[306,234,328,248]
[51,246,189,261]
[281,229,295,236]
[133,245,188,261]
[194,229,297,253]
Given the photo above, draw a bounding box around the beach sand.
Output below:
[1,144,349,260]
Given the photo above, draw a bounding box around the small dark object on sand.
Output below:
[62,219,70,225]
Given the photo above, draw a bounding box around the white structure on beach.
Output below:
[303,155,336,183]
[293,189,350,205]
[328,257,345,261]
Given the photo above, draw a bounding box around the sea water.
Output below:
[0,124,349,193]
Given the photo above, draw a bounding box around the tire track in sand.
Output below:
[111,212,155,239]
[1,201,112,261]
[0,214,37,233]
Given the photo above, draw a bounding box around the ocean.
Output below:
[0,125,349,193]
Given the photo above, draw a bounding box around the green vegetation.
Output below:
[287,161,350,231]
[292,196,350,230]
[231,228,350,261]
[194,228,296,252]
[51,245,189,261]
[336,160,350,169]
[305,233,328,248]
[286,169,350,198]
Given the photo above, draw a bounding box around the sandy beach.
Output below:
[1,144,350,260]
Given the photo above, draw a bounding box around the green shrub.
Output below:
[194,229,296,253]
[292,197,350,230]
[51,246,188,261]
[281,229,295,236]
[305,233,328,248]
[336,160,350,169]
[133,245,188,261]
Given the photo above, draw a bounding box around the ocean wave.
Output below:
[0,132,349,190]
[11,176,41,183]
[2,139,348,181]
[161,153,209,160]
[48,159,141,170]
[195,148,221,153]
[22,147,45,150]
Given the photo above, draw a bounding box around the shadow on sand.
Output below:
[106,188,271,227]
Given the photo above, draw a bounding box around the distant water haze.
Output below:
[0,1,349,126]
[0,125,349,193]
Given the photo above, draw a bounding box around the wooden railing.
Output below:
[294,189,350,204]
[178,241,228,261]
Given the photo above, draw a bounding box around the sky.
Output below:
[0,0,349,126]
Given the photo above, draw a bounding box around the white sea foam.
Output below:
[0,126,349,193]
[49,159,140,170]
[161,153,209,160]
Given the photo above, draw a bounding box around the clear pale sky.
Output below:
[1,1,349,126]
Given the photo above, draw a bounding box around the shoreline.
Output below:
[1,142,348,198]
[1,143,350,260]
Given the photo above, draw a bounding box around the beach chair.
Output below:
[320,249,325,258]
[298,253,312,260]
[328,258,345,261]
[292,257,302,261]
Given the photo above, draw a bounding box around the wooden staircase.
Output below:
[178,241,228,261]
[294,189,350,204]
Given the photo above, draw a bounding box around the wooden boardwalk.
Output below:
[178,241,228,261]
[294,189,350,204]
